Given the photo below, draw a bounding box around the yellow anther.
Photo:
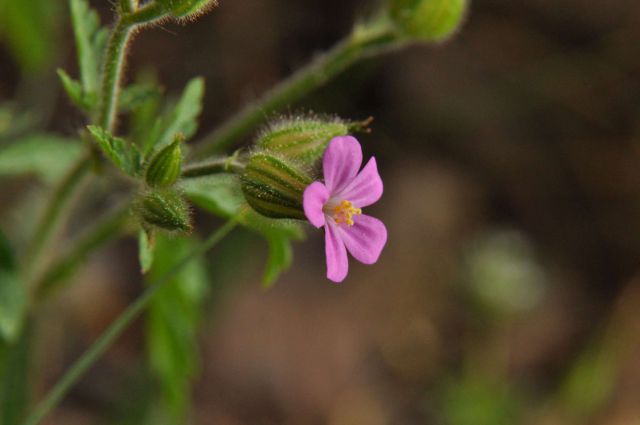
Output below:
[332,200,361,227]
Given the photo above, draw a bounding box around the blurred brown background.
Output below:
[2,0,640,424]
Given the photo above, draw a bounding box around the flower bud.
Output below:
[157,0,218,20]
[389,0,468,42]
[257,116,371,166]
[137,190,192,232]
[240,152,312,220]
[145,135,183,187]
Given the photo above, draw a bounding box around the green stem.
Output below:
[22,219,238,425]
[192,19,398,157]
[24,156,93,285]
[34,204,131,301]
[182,157,245,178]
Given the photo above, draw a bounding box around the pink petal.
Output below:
[325,222,348,283]
[336,157,383,208]
[303,182,329,228]
[338,214,387,265]
[323,136,362,194]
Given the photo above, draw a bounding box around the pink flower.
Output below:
[303,136,387,282]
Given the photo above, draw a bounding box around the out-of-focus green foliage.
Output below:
[0,135,83,183]
[389,0,468,42]
[145,234,209,421]
[184,174,304,285]
[0,0,60,73]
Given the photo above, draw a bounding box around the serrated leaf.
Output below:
[119,84,163,113]
[70,0,108,95]
[0,230,26,342]
[146,234,208,420]
[87,125,142,177]
[0,134,83,182]
[183,175,304,285]
[57,68,96,111]
[143,77,204,153]
[138,229,155,274]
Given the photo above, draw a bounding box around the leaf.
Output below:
[138,229,155,274]
[0,0,60,73]
[183,175,304,285]
[119,84,163,113]
[0,230,26,343]
[143,77,205,153]
[263,232,293,288]
[69,0,108,96]
[57,68,96,111]
[87,125,142,177]
[146,234,208,420]
[0,134,83,183]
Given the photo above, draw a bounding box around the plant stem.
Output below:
[192,19,399,158]
[24,156,93,285]
[22,219,238,425]
[182,157,245,178]
[34,204,131,301]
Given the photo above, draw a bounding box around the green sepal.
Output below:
[145,134,183,188]
[389,0,468,42]
[137,190,192,233]
[241,152,312,220]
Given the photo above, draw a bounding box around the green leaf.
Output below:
[119,84,163,113]
[69,0,108,95]
[87,125,142,177]
[143,77,204,153]
[263,232,293,288]
[183,175,304,285]
[57,68,96,111]
[0,134,83,183]
[146,234,208,420]
[0,0,60,73]
[138,229,155,274]
[0,230,26,343]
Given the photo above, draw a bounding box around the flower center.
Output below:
[331,200,361,227]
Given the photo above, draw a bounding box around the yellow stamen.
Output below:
[332,200,361,227]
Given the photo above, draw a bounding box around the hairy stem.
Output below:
[193,19,398,157]
[23,219,238,425]
[182,157,245,177]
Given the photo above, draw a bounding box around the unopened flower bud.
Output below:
[257,116,371,166]
[240,152,312,220]
[137,190,191,232]
[389,0,468,42]
[157,0,218,20]
[145,135,183,187]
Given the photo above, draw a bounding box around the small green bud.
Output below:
[157,0,218,20]
[137,190,191,232]
[257,116,371,165]
[241,152,313,220]
[389,0,468,42]
[145,135,183,187]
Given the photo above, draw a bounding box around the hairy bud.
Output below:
[257,116,371,166]
[389,0,468,42]
[145,135,183,187]
[137,190,191,232]
[240,152,312,220]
